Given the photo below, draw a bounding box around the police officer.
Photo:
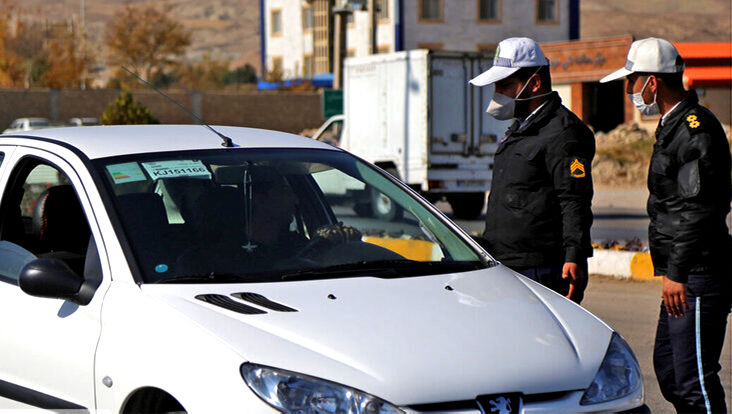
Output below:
[601,37,731,413]
[469,38,594,303]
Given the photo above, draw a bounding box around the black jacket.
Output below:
[482,92,595,267]
[648,90,731,283]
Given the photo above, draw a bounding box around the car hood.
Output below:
[142,265,612,405]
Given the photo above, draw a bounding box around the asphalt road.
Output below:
[438,201,651,244]
[583,276,732,413]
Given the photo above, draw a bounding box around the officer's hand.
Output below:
[662,276,689,318]
[562,262,586,304]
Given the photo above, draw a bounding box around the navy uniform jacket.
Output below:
[482,92,595,267]
[648,90,732,283]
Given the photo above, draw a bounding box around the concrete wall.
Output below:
[0,89,324,134]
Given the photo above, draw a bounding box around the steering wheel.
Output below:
[291,236,331,260]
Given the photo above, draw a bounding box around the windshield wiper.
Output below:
[153,272,258,284]
[281,260,484,281]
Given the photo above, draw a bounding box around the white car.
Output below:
[0,125,646,413]
[2,117,52,134]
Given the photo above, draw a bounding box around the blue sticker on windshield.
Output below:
[155,264,169,273]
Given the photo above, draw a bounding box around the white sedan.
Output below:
[0,125,646,413]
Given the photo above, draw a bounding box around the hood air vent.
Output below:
[233,292,298,312]
[195,294,266,315]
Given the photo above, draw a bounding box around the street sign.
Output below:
[323,89,343,119]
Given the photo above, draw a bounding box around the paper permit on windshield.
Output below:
[106,162,147,184]
[141,160,212,180]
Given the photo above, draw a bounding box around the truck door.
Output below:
[429,55,470,155]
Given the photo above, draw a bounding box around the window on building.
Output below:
[536,0,558,23]
[346,48,356,58]
[477,44,497,54]
[303,55,314,77]
[377,44,391,54]
[302,7,314,31]
[377,0,389,21]
[478,0,500,22]
[271,9,282,36]
[419,0,443,22]
[418,42,444,51]
[272,57,283,75]
[346,12,354,26]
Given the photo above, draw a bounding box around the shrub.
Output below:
[101,91,159,125]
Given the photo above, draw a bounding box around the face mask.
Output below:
[486,67,553,120]
[630,76,659,116]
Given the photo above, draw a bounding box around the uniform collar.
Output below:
[656,90,699,141]
[515,92,561,134]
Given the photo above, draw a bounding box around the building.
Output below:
[260,0,580,84]
[541,38,732,133]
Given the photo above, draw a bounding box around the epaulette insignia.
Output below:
[686,114,700,129]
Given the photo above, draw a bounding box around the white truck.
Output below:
[313,49,511,220]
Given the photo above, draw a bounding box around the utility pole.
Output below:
[80,0,87,89]
[367,0,376,54]
[332,6,351,90]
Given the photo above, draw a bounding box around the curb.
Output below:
[588,249,656,281]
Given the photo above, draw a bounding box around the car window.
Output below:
[95,149,488,284]
[0,159,96,284]
[29,119,49,127]
[317,120,343,146]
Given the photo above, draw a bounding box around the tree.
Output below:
[105,4,191,81]
[223,64,257,87]
[0,0,95,88]
[177,54,229,90]
[101,91,159,125]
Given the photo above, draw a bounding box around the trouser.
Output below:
[653,274,731,413]
[512,260,587,303]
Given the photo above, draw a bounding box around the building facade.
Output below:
[260,0,579,82]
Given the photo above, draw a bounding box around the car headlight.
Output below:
[241,363,403,413]
[580,333,642,405]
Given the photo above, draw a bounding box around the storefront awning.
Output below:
[683,66,732,87]
[675,42,732,60]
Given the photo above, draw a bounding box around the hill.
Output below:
[581,0,731,42]
[21,0,261,72]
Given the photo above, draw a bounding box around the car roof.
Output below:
[0,125,338,160]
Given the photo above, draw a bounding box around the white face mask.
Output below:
[630,76,660,116]
[486,68,552,121]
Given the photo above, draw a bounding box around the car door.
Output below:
[0,146,108,411]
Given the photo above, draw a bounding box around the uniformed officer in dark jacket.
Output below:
[469,37,594,303]
[602,37,731,414]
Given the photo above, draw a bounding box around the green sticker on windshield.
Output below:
[141,160,211,180]
[106,162,147,184]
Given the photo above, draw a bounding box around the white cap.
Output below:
[600,38,685,83]
[469,37,550,86]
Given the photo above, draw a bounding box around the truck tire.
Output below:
[448,192,485,220]
[370,188,403,221]
[353,202,373,217]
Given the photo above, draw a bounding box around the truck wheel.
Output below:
[353,202,373,217]
[448,193,485,220]
[370,188,403,221]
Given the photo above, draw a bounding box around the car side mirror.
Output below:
[19,258,86,305]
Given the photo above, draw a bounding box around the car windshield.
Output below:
[29,119,49,127]
[94,149,490,283]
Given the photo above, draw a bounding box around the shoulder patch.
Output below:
[570,158,586,178]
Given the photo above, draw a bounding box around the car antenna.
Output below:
[120,66,235,148]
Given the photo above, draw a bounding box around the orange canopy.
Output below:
[683,66,732,87]
[674,42,732,60]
